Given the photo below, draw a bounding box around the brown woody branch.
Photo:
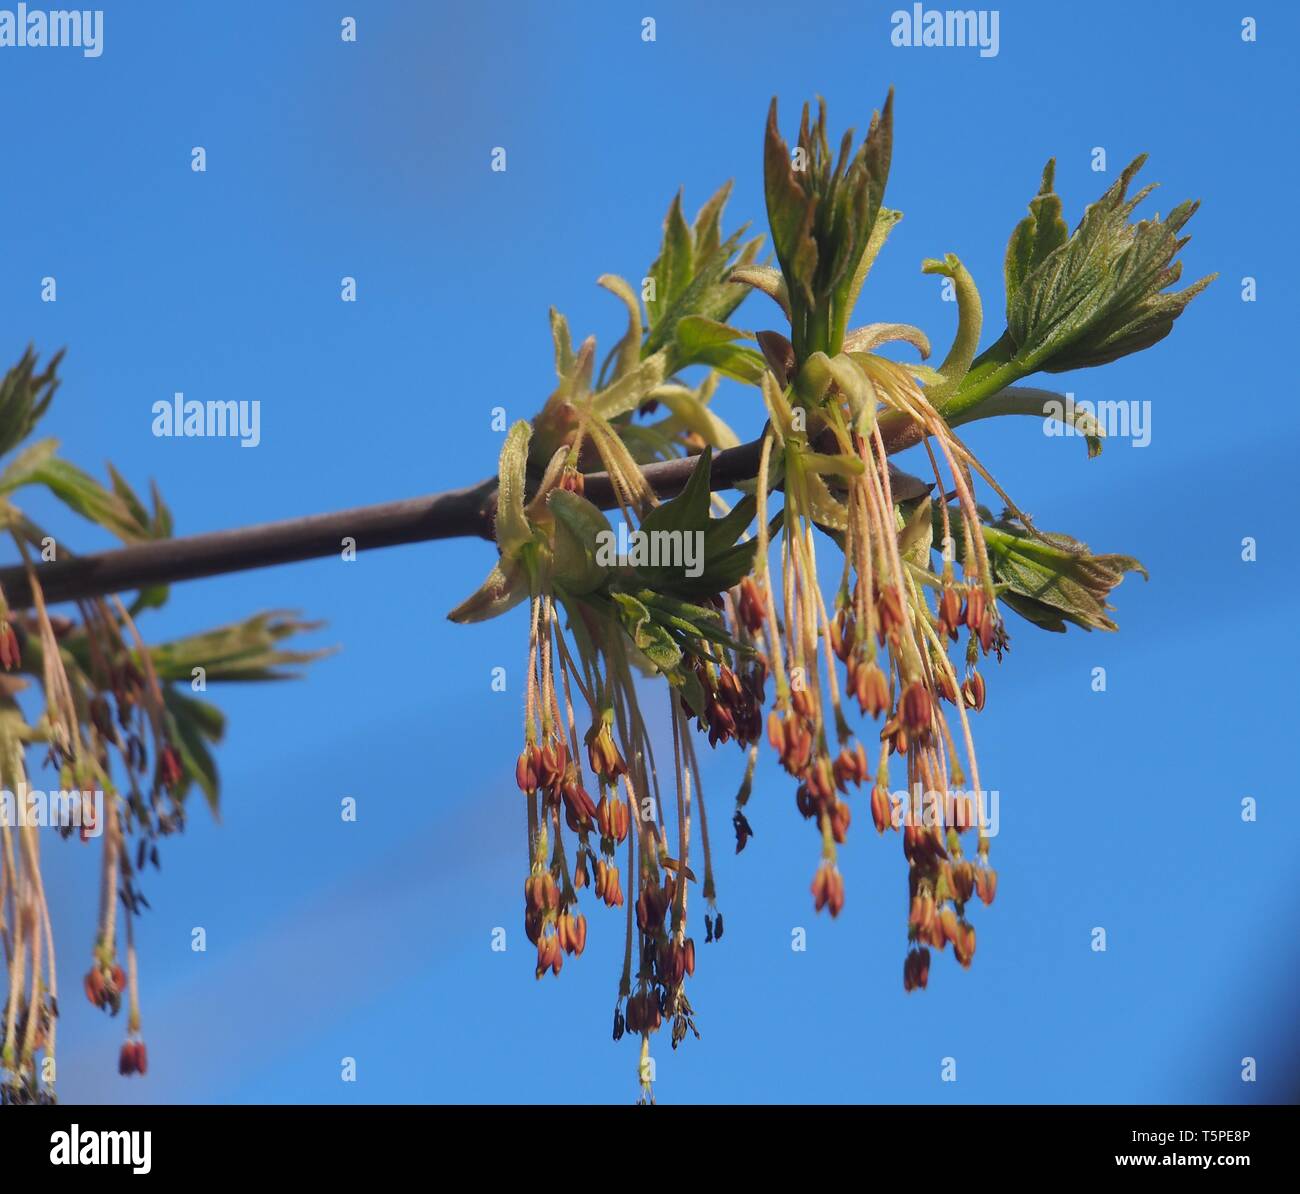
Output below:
[0,429,935,609]
[0,439,772,608]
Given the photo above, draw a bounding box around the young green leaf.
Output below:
[1004,157,1214,374]
[981,519,1146,632]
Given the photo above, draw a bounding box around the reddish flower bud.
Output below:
[738,577,766,635]
[600,864,623,908]
[876,586,905,644]
[536,932,556,977]
[830,799,851,845]
[0,622,19,671]
[539,742,560,790]
[900,681,932,737]
[828,868,845,917]
[812,863,845,917]
[909,891,936,937]
[856,663,890,718]
[811,864,830,912]
[515,748,537,793]
[658,941,686,985]
[935,669,958,703]
[904,948,931,992]
[937,587,962,640]
[832,748,859,790]
[561,780,597,833]
[952,861,976,905]
[118,1041,137,1076]
[586,723,625,781]
[954,922,976,968]
[871,784,892,834]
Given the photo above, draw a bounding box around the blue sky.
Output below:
[1,0,1296,1103]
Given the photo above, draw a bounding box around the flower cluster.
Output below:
[0,350,326,1104]
[451,89,1207,1099]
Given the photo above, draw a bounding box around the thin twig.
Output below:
[0,435,929,608]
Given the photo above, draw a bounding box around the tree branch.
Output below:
[0,439,771,608]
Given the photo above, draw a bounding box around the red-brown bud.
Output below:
[811,863,845,917]
[876,586,905,644]
[937,587,962,640]
[953,922,976,968]
[952,861,976,905]
[119,1040,140,1076]
[871,784,892,834]
[900,680,933,737]
[856,663,890,718]
[830,799,851,844]
[903,948,931,992]
[0,622,20,671]
[738,577,766,635]
[515,748,537,793]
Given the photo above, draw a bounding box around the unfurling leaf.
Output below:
[980,519,1147,632]
[645,183,763,357]
[1003,156,1214,374]
[763,92,894,362]
[672,316,766,384]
